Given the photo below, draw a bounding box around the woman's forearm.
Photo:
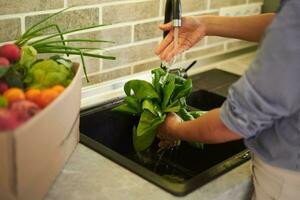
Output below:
[200,13,274,42]
[175,109,242,144]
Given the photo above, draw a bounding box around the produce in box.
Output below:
[0,8,115,131]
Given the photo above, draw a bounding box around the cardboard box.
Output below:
[0,64,82,200]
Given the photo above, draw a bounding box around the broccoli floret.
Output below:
[24,59,74,89]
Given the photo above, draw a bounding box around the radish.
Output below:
[10,100,40,122]
[0,108,20,131]
[0,57,10,66]
[0,44,21,63]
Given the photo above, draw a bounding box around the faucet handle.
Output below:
[161,60,197,79]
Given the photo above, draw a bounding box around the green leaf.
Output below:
[151,68,166,97]
[137,110,164,137]
[177,108,194,121]
[177,108,205,149]
[125,96,142,113]
[142,99,162,117]
[0,67,8,78]
[112,96,142,115]
[161,76,175,110]
[189,110,207,118]
[142,99,156,115]
[163,100,181,113]
[172,79,192,101]
[133,110,166,152]
[124,80,159,101]
[4,66,24,89]
[133,126,155,152]
[133,125,155,152]
[19,46,37,69]
[50,56,73,69]
[112,104,139,115]
[188,142,204,149]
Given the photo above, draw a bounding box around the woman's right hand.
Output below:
[155,16,207,62]
[157,112,183,149]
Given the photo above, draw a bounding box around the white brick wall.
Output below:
[0,0,263,87]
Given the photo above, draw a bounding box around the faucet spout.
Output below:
[163,0,182,38]
[172,0,182,27]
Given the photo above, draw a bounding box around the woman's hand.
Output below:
[155,16,206,62]
[157,112,183,149]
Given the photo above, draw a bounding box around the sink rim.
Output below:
[80,133,250,196]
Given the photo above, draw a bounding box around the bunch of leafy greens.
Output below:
[113,68,206,152]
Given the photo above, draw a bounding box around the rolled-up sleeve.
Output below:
[220,0,300,139]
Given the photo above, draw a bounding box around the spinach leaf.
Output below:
[163,100,181,113]
[124,96,142,113]
[124,80,160,101]
[142,99,162,117]
[112,103,138,115]
[112,96,141,115]
[177,108,194,121]
[161,75,175,110]
[134,110,166,152]
[189,110,207,118]
[177,108,206,149]
[172,78,192,101]
[151,68,166,95]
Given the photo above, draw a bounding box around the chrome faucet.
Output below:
[161,0,197,77]
[163,0,182,38]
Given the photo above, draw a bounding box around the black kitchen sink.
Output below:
[80,69,250,196]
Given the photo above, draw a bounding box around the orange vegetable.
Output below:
[25,88,41,104]
[37,89,59,108]
[51,85,65,94]
[3,88,25,103]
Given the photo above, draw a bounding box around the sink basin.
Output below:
[80,84,250,195]
[187,89,226,110]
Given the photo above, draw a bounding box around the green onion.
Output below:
[15,8,115,82]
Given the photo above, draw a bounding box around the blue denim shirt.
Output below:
[220,0,300,171]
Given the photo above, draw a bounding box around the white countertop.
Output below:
[45,51,256,200]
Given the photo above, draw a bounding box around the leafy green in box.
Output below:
[113,68,206,152]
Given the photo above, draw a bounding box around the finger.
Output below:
[159,22,173,31]
[169,112,184,122]
[155,32,174,55]
[165,44,189,62]
[168,112,177,117]
[160,41,175,61]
